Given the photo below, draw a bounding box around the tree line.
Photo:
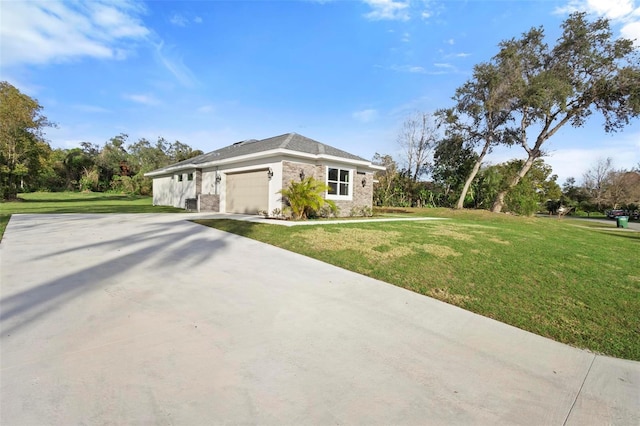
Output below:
[374,145,639,215]
[2,13,639,212]
[373,12,640,216]
[0,81,203,200]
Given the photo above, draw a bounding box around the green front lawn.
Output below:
[195,209,640,361]
[0,192,184,239]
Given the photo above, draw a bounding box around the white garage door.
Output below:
[226,170,269,214]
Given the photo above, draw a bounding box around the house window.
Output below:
[187,173,194,181]
[177,174,183,182]
[327,167,351,198]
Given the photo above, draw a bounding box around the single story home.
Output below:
[144,133,385,216]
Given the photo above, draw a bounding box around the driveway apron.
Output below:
[1,214,638,425]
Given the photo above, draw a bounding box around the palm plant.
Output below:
[278,177,337,220]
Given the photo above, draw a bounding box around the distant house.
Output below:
[144,133,384,216]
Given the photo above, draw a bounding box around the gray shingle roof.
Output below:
[153,133,368,173]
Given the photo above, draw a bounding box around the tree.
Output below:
[559,177,590,214]
[63,147,95,190]
[169,141,204,163]
[278,177,336,220]
[372,153,399,206]
[128,137,170,174]
[93,133,130,190]
[0,81,55,199]
[432,134,479,207]
[437,59,519,209]
[490,13,640,212]
[397,112,438,182]
[603,170,640,209]
[582,157,614,211]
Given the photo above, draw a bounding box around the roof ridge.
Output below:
[278,133,294,149]
[317,142,325,155]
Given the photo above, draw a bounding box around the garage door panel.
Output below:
[226,170,269,214]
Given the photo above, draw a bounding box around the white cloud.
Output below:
[621,20,640,43]
[555,0,640,45]
[168,13,202,26]
[386,63,462,75]
[420,0,440,21]
[389,64,427,73]
[447,38,455,45]
[555,0,635,19]
[123,93,160,106]
[363,0,410,21]
[402,32,411,42]
[197,105,215,114]
[154,41,198,88]
[443,52,472,59]
[585,0,634,19]
[353,109,379,123]
[170,13,189,27]
[72,104,112,114]
[0,0,149,67]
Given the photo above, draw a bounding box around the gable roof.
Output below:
[146,133,380,176]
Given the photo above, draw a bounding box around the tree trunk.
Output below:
[455,140,492,209]
[491,153,538,213]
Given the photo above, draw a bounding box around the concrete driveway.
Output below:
[1,214,638,425]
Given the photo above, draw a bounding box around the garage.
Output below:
[225,169,269,214]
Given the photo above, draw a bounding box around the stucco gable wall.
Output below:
[152,176,174,206]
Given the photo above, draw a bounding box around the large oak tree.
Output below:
[436,60,519,209]
[490,12,640,212]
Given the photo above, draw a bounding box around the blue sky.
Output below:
[1,0,639,183]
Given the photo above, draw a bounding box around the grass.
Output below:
[194,208,640,361]
[0,191,184,239]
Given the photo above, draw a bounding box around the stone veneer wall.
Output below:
[199,194,220,212]
[282,161,322,186]
[332,172,373,216]
[281,161,373,217]
[195,169,202,195]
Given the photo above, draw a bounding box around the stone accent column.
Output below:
[195,169,202,195]
[198,194,220,212]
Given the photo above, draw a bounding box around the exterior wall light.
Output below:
[362,176,367,187]
[267,168,274,179]
[215,173,222,184]
[299,169,305,180]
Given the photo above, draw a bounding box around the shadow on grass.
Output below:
[590,229,640,242]
[192,219,262,238]
[8,194,148,203]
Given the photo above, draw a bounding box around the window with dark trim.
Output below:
[327,167,350,197]
[187,173,194,181]
[177,174,183,182]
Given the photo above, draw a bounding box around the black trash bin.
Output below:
[185,198,197,211]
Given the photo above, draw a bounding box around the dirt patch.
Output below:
[488,237,511,245]
[429,287,474,305]
[431,226,475,241]
[416,243,461,258]
[296,228,413,262]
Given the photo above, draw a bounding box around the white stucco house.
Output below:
[144,133,385,216]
